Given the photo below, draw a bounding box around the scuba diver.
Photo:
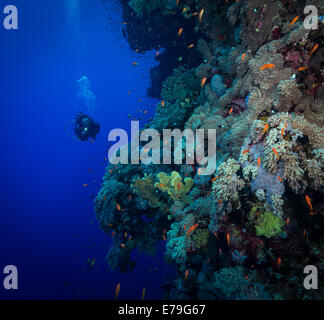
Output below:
[74,112,100,141]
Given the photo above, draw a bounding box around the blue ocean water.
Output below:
[0,0,175,299]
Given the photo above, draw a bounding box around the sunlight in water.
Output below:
[65,0,80,32]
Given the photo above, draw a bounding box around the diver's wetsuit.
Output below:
[74,113,100,141]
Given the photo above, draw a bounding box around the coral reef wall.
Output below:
[96,0,324,300]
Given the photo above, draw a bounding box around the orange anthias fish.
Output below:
[211,176,219,183]
[161,100,165,107]
[115,283,121,298]
[82,184,88,187]
[260,64,275,71]
[242,149,249,154]
[116,203,121,211]
[241,53,246,61]
[201,77,207,87]
[309,211,317,216]
[226,233,230,245]
[305,195,313,211]
[286,217,290,225]
[308,44,319,56]
[263,123,269,134]
[186,224,198,237]
[229,107,233,115]
[298,67,308,71]
[185,270,189,280]
[120,243,125,248]
[257,157,261,167]
[289,16,299,26]
[272,147,279,159]
[198,8,204,23]
[277,177,283,183]
[177,28,183,36]
[141,288,146,300]
[277,257,282,267]
[281,128,285,137]
[187,44,195,49]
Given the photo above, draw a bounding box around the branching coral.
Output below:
[212,158,245,207]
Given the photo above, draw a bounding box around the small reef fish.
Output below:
[141,288,146,300]
[226,233,230,245]
[115,283,120,298]
[284,123,287,129]
[309,211,317,216]
[111,231,115,238]
[298,67,308,71]
[303,230,307,237]
[242,149,249,154]
[229,107,233,115]
[116,203,121,211]
[277,177,283,183]
[308,44,319,56]
[183,224,187,231]
[281,128,285,137]
[289,16,299,26]
[187,44,195,49]
[132,62,138,66]
[161,100,165,107]
[82,184,88,187]
[155,51,159,57]
[186,224,198,237]
[305,195,313,211]
[257,157,261,167]
[120,243,125,248]
[177,28,183,36]
[263,123,269,134]
[260,64,275,70]
[286,217,290,225]
[241,53,246,61]
[185,270,189,279]
[124,232,128,238]
[277,257,282,267]
[214,232,218,238]
[198,8,204,23]
[272,147,279,159]
[211,176,219,182]
[201,77,207,87]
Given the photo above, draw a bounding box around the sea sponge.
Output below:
[255,211,285,238]
[155,171,194,205]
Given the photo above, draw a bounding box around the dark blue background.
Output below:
[0,0,174,299]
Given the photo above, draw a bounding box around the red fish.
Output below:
[186,224,198,237]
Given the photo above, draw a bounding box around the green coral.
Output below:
[155,171,194,205]
[131,174,165,209]
[161,67,200,103]
[212,266,250,299]
[192,229,209,249]
[255,211,285,238]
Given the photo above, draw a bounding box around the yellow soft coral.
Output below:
[154,171,194,205]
